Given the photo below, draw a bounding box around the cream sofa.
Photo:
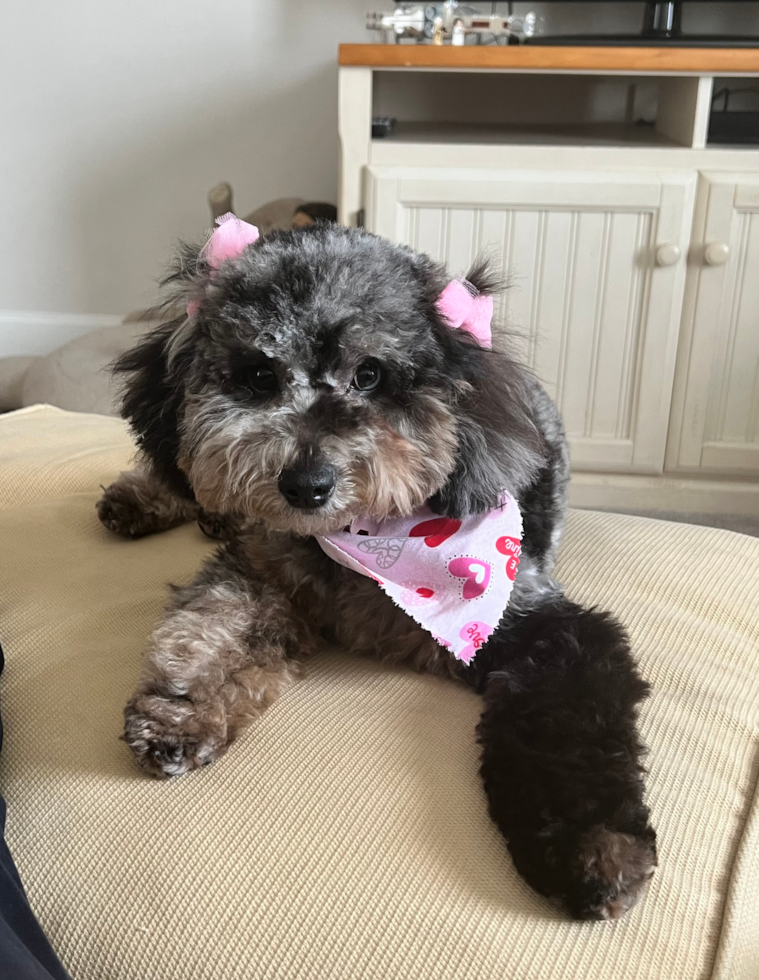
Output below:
[0,405,757,980]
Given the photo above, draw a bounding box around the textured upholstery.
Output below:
[0,405,757,980]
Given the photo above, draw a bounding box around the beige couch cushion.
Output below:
[0,405,757,980]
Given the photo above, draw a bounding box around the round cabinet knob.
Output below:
[655,243,681,267]
[704,241,730,266]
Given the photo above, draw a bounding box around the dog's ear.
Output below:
[114,319,194,500]
[430,351,547,517]
[429,259,547,517]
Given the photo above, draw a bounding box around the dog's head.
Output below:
[116,223,545,535]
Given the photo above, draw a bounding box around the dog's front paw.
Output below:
[511,823,657,921]
[97,474,198,538]
[123,691,230,778]
[97,484,153,538]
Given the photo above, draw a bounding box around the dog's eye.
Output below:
[351,361,382,392]
[249,366,278,395]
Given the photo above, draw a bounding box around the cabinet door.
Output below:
[365,166,695,474]
[669,173,759,475]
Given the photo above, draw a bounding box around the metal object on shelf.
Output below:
[371,116,397,138]
[366,2,535,45]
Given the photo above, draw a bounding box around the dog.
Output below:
[97,221,656,921]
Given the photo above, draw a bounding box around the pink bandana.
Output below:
[317,496,522,663]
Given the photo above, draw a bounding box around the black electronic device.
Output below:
[708,86,759,143]
[527,1,759,47]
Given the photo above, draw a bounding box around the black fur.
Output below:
[428,352,547,518]
[114,321,194,500]
[467,598,655,919]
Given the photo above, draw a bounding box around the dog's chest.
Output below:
[240,528,460,677]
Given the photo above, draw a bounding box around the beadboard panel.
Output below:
[365,167,695,473]
[669,173,759,476]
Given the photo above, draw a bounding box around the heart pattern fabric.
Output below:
[448,557,492,599]
[496,535,522,582]
[356,536,406,570]
[408,517,462,548]
[316,494,522,663]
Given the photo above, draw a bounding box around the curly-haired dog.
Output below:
[98,222,656,921]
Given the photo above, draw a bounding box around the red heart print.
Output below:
[496,537,521,581]
[409,517,461,548]
[496,536,522,558]
[448,556,492,599]
[416,587,435,598]
[458,621,494,663]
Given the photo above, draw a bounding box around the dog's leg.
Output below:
[97,466,198,538]
[469,582,656,921]
[123,545,306,778]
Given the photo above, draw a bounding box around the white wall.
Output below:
[1,1,757,337]
[0,0,366,321]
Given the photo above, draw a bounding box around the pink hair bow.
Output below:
[186,213,260,315]
[435,279,493,349]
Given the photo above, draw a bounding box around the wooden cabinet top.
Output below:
[339,43,759,74]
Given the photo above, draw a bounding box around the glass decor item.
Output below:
[366,3,536,46]
[366,0,759,47]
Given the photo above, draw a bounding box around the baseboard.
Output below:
[0,310,124,357]
[570,471,759,517]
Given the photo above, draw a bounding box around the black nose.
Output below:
[278,462,337,510]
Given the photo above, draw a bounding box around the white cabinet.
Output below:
[366,166,695,474]
[670,173,759,476]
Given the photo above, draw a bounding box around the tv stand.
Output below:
[529,0,759,47]
[338,42,759,519]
